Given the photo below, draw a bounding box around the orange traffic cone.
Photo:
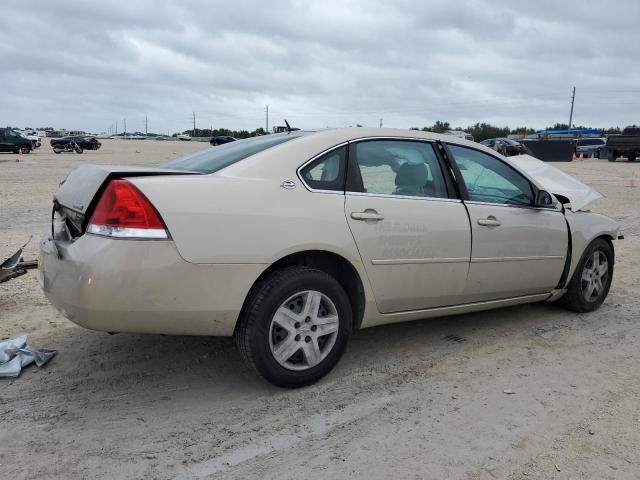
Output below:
[572,153,577,161]
[627,171,637,188]
[579,153,584,161]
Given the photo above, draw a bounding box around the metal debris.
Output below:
[0,238,38,284]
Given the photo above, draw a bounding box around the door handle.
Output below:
[477,216,501,227]
[351,210,384,221]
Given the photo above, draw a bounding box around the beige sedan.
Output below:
[39,128,621,387]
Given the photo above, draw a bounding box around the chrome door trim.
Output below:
[471,255,565,263]
[372,257,469,265]
[346,191,462,203]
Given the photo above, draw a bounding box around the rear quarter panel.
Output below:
[131,175,364,268]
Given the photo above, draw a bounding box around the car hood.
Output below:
[509,154,602,211]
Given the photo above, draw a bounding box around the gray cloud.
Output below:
[2,0,640,133]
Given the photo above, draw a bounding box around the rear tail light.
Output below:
[87,179,169,239]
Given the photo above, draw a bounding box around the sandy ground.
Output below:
[1,140,639,479]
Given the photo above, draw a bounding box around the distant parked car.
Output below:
[575,138,606,158]
[19,130,42,148]
[480,138,525,156]
[210,135,237,146]
[0,128,32,153]
[606,127,640,162]
[51,136,102,151]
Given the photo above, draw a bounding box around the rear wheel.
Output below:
[235,266,352,388]
[607,150,616,162]
[53,147,62,154]
[560,238,613,313]
[74,145,83,154]
[18,145,30,154]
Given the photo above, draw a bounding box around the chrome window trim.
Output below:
[464,200,562,212]
[347,137,455,202]
[296,142,349,193]
[348,136,436,143]
[346,191,461,203]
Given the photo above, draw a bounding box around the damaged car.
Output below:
[39,128,621,387]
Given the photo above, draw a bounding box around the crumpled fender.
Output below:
[563,210,621,286]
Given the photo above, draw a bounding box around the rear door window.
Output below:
[349,140,449,199]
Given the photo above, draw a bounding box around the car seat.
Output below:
[394,163,432,196]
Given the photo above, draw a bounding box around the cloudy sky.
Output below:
[2,0,640,134]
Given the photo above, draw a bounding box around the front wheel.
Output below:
[74,145,83,154]
[235,266,352,388]
[560,238,613,312]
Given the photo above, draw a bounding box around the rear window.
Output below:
[164,132,306,173]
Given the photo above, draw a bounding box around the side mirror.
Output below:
[535,190,555,207]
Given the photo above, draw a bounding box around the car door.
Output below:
[446,144,568,302]
[344,139,471,313]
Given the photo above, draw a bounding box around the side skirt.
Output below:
[362,293,552,329]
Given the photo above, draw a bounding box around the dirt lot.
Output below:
[1,140,639,479]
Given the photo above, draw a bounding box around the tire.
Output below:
[607,150,616,162]
[53,148,62,154]
[628,153,636,162]
[560,238,613,313]
[74,146,83,154]
[235,266,352,388]
[18,145,30,154]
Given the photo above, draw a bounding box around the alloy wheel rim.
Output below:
[580,250,608,302]
[269,290,339,371]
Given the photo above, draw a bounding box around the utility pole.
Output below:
[193,112,196,136]
[265,105,269,133]
[123,118,126,136]
[379,118,383,128]
[145,115,148,135]
[569,86,576,129]
[115,120,118,135]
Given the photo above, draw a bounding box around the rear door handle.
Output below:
[351,210,384,221]
[477,216,501,227]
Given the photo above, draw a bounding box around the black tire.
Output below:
[235,266,352,388]
[560,238,613,313]
[18,145,30,154]
[74,145,83,154]
[607,150,616,162]
[53,148,61,154]
[628,153,636,162]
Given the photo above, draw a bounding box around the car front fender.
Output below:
[563,210,621,286]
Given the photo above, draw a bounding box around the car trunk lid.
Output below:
[53,165,198,237]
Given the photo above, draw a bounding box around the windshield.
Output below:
[164,132,307,173]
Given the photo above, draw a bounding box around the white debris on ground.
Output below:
[0,335,57,378]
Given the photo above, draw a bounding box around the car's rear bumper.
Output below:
[38,234,266,336]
